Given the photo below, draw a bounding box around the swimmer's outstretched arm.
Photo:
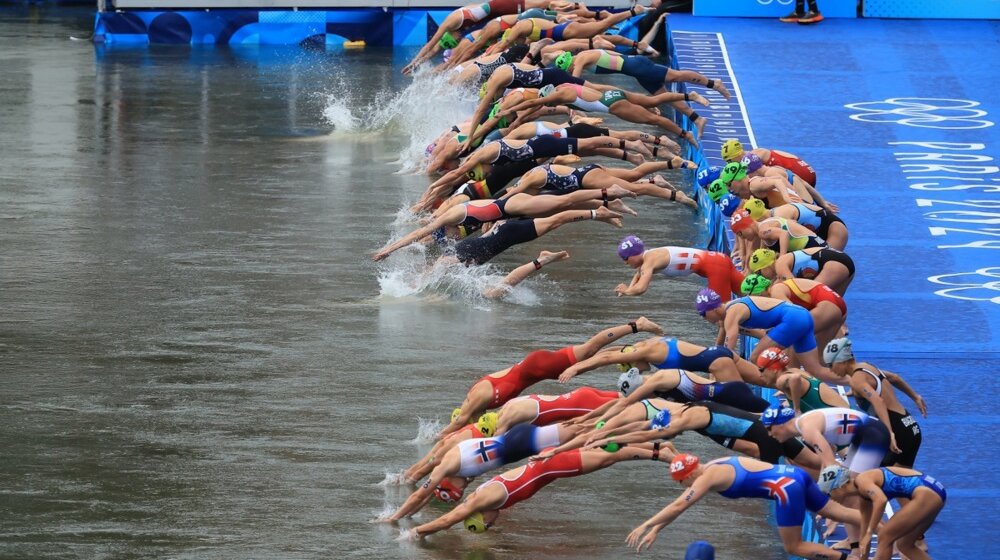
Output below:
[372,206,465,261]
[558,348,634,383]
[637,12,667,54]
[483,250,570,299]
[722,306,745,351]
[626,475,717,552]
[616,257,660,296]
[856,475,887,559]
[882,370,927,416]
[566,398,619,426]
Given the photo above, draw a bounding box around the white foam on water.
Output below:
[409,417,443,445]
[378,470,410,487]
[371,500,398,522]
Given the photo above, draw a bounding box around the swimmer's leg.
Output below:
[483,250,570,299]
[664,68,732,99]
[571,317,664,361]
[533,207,623,236]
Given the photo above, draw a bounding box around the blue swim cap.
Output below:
[761,404,796,427]
[718,193,742,217]
[685,541,716,560]
[697,165,722,188]
[650,409,671,430]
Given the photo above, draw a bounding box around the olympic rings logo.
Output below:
[927,267,1000,303]
[756,0,793,5]
[844,98,994,130]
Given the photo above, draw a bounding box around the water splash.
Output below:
[409,417,443,445]
[378,470,411,487]
[371,500,398,522]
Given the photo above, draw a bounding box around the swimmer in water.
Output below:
[721,138,817,186]
[494,385,620,434]
[626,453,861,558]
[489,6,647,55]
[501,163,696,207]
[407,443,676,538]
[696,288,837,383]
[830,466,946,560]
[614,236,745,300]
[482,249,571,299]
[437,317,664,440]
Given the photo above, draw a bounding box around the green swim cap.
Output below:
[488,101,508,128]
[721,161,747,183]
[707,179,730,203]
[438,31,459,50]
[594,420,619,452]
[555,52,573,71]
[741,273,772,295]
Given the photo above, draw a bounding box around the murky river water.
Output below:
[0,7,785,559]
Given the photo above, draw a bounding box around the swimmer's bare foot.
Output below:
[712,79,733,100]
[657,135,682,153]
[626,139,652,157]
[594,36,616,50]
[538,250,570,266]
[626,152,646,165]
[689,91,710,107]
[636,41,660,57]
[608,199,638,216]
[695,114,708,138]
[830,538,850,550]
[593,206,623,228]
[652,175,697,208]
[606,184,637,199]
[574,116,604,126]
[553,154,582,165]
[635,316,664,335]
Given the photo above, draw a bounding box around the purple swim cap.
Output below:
[695,288,722,316]
[742,153,763,173]
[718,193,742,217]
[617,235,644,260]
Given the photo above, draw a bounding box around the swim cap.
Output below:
[451,407,463,423]
[744,197,768,220]
[502,44,529,63]
[823,337,854,365]
[756,346,789,371]
[593,420,619,452]
[721,161,747,183]
[718,193,742,217]
[468,163,485,181]
[478,82,489,99]
[616,345,637,372]
[650,408,671,431]
[617,367,642,397]
[748,248,776,272]
[464,512,489,533]
[539,84,556,98]
[434,478,465,503]
[817,464,851,494]
[729,210,755,233]
[742,152,763,173]
[431,227,448,245]
[760,404,796,427]
[438,31,459,50]
[617,235,644,260]
[695,288,722,316]
[554,51,573,71]
[670,453,699,481]
[442,48,453,63]
[706,179,729,203]
[721,139,745,161]
[685,541,716,560]
[741,273,771,296]
[476,412,499,438]
[697,165,722,188]
[425,142,437,158]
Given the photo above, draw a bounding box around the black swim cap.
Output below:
[503,44,530,64]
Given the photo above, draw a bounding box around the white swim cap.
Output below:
[617,367,642,396]
[823,337,854,365]
[817,464,851,494]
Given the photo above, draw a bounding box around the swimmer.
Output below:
[824,338,926,467]
[503,163,696,207]
[742,195,848,251]
[498,120,682,157]
[408,443,676,538]
[722,160,809,208]
[402,411,495,484]
[721,138,817,186]
[830,466,946,560]
[372,184,635,261]
[741,270,847,352]
[491,6,647,54]
[569,49,732,99]
[438,317,664,439]
[742,153,838,215]
[767,362,849,414]
[450,207,623,265]
[449,44,532,85]
[750,246,856,296]
[557,332,763,384]
[482,249,570,299]
[614,236,745,300]
[762,405,890,475]
[626,453,861,558]
[499,82,705,143]
[696,288,837,383]
[495,385,620,433]
[591,366,769,413]
[385,421,588,521]
[730,210,827,259]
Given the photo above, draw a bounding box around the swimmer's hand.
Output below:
[557,367,580,383]
[528,451,556,462]
[615,283,630,297]
[372,250,390,262]
[915,395,928,417]
[889,433,902,455]
[626,523,660,552]
[825,201,840,214]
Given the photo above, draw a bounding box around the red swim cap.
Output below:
[730,210,755,233]
[434,478,465,503]
[670,453,700,481]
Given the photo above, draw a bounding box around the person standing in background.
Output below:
[780,0,824,24]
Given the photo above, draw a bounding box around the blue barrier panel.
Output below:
[864,0,1000,19]
[694,0,856,18]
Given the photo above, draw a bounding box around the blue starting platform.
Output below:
[673,13,1000,558]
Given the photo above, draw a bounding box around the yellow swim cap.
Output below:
[451,408,463,423]
[464,512,488,533]
[476,412,499,437]
[745,197,768,220]
[468,163,485,181]
[478,82,489,99]
[617,345,637,372]
[749,248,777,272]
[721,139,745,162]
